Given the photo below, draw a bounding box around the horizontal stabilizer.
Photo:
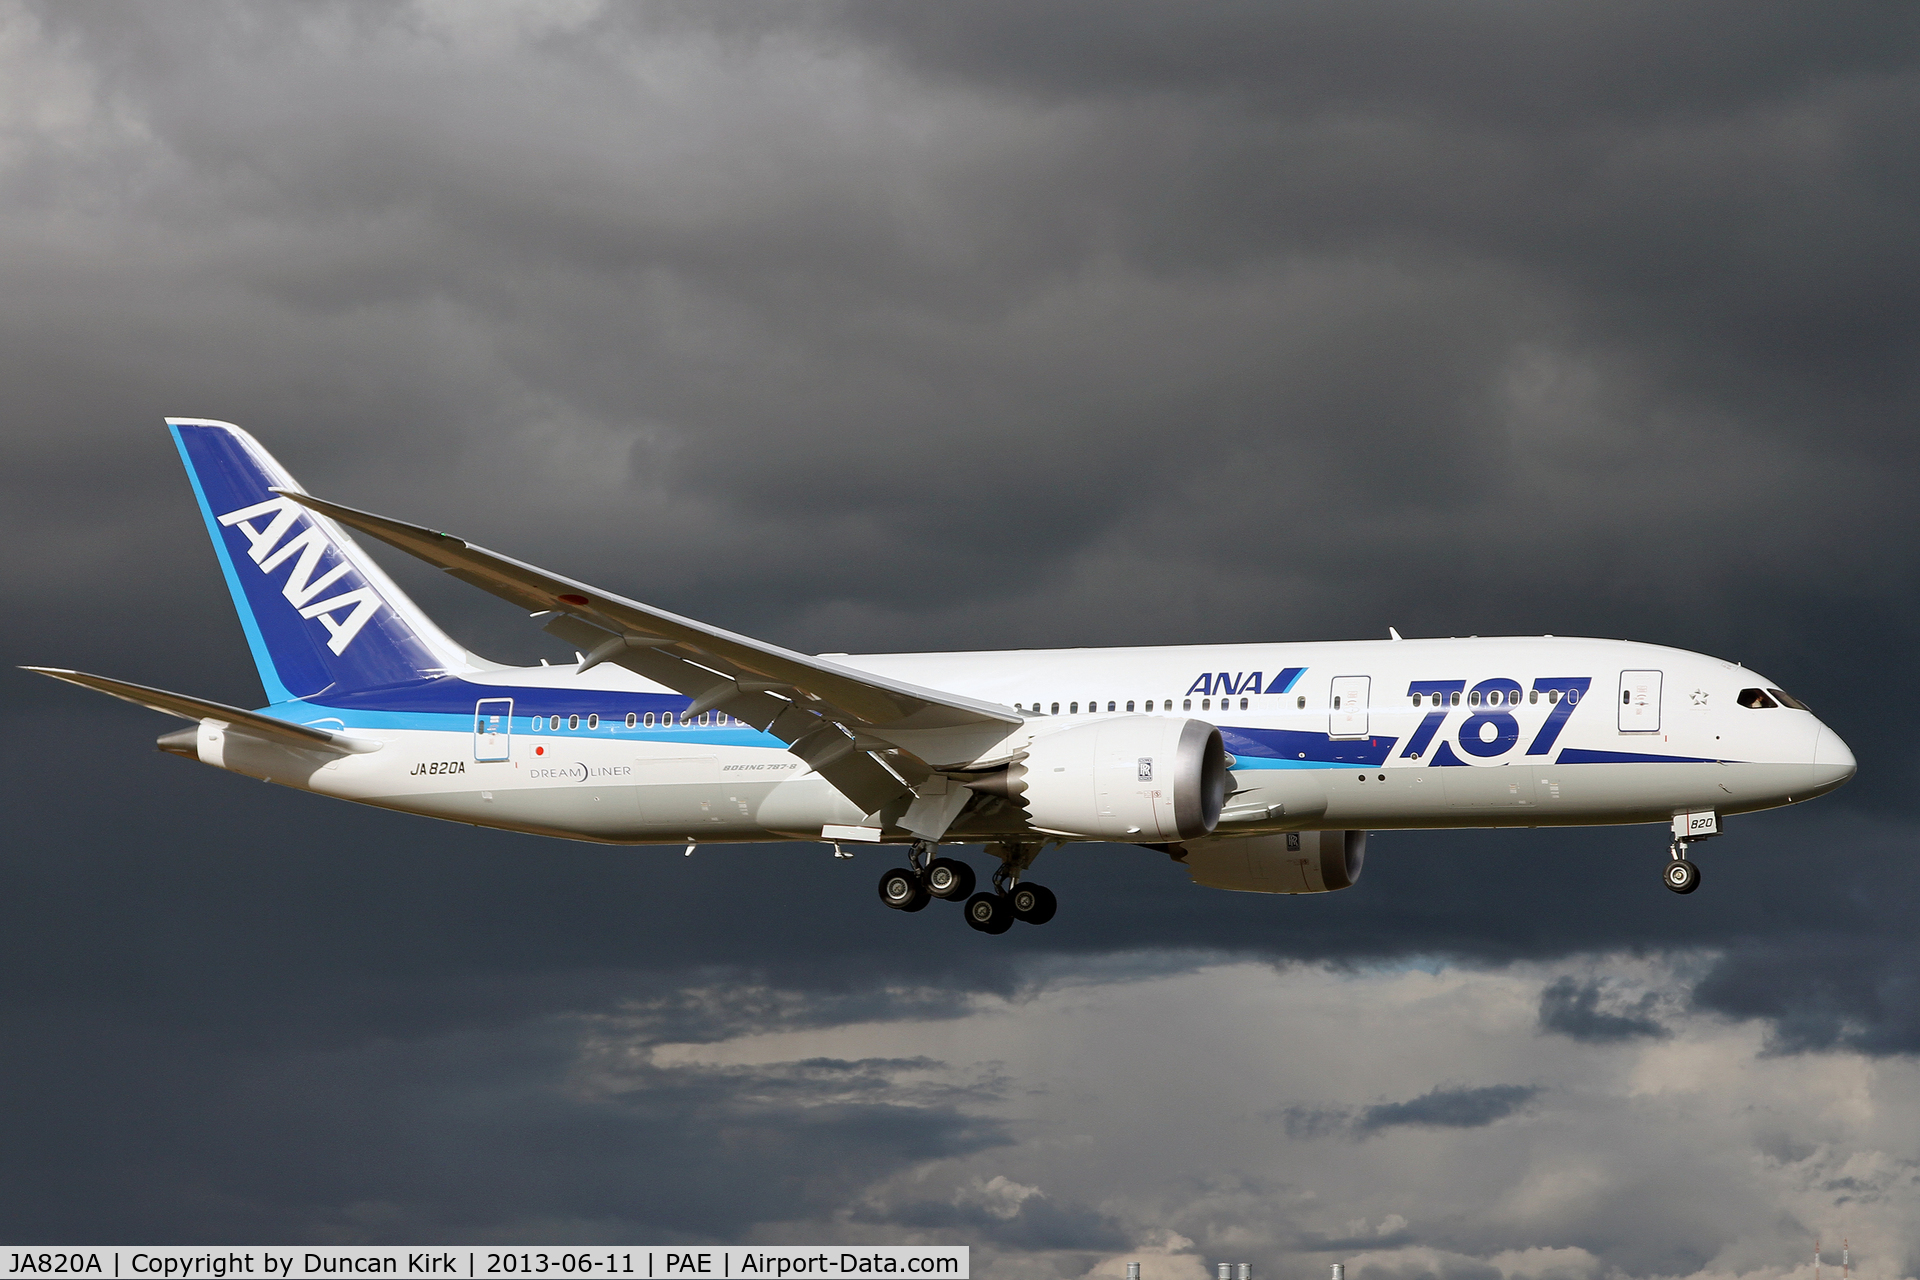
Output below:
[22,667,383,754]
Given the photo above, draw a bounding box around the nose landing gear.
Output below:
[1662,812,1715,895]
[1664,844,1702,894]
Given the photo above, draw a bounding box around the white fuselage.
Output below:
[197,635,1854,847]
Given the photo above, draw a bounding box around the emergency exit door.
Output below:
[1618,671,1661,732]
[1329,676,1371,739]
[474,698,514,761]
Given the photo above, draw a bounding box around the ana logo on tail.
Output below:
[217,496,382,655]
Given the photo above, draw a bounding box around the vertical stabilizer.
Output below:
[168,419,476,703]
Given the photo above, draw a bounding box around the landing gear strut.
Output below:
[1662,812,1715,895]
[877,840,1060,931]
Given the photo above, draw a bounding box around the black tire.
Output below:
[1663,859,1701,895]
[1009,882,1057,925]
[922,857,976,901]
[963,891,1014,934]
[878,867,931,912]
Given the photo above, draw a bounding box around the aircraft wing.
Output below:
[22,667,384,754]
[274,490,1024,817]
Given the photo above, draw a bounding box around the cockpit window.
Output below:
[1738,688,1778,709]
[1768,687,1811,711]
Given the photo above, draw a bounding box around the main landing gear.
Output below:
[876,840,1057,933]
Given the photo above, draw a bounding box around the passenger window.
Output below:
[1108,700,1116,712]
[1239,697,1248,710]
[1567,689,1579,704]
[1051,702,1060,715]
[625,712,637,728]
[664,712,677,727]
[1528,690,1538,704]
[1739,688,1778,709]
[699,712,711,726]
[1547,690,1559,704]
[1184,699,1192,711]
[1331,696,1339,710]
[1296,695,1306,709]
[1768,687,1810,711]
[1467,692,1480,707]
[1127,700,1136,712]
[1450,691,1461,706]
[550,715,562,730]
[568,714,580,730]
[531,717,542,732]
[644,712,655,728]
[1070,702,1079,714]
[587,713,599,729]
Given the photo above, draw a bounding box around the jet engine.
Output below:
[969,715,1228,841]
[1175,830,1367,894]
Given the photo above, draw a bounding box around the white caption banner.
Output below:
[1,1250,967,1280]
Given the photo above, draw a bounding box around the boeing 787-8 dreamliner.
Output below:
[29,421,1857,933]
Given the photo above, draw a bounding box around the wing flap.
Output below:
[545,614,920,814]
[274,490,1024,768]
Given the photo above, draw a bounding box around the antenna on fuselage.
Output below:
[1388,627,1403,641]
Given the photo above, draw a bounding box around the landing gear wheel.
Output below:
[1663,859,1701,894]
[1008,883,1057,925]
[922,857,976,901]
[963,891,1015,934]
[878,867,931,912]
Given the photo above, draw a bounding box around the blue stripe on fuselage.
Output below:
[255,675,783,745]
[1221,725,1397,768]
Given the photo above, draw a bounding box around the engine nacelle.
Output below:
[1176,830,1367,894]
[977,715,1228,841]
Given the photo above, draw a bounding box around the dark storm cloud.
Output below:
[1278,1084,1540,1141]
[1357,1084,1540,1133]
[7,0,1920,1258]
[0,1011,1009,1242]
[14,0,1920,718]
[1536,976,1668,1043]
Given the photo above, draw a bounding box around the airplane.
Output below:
[28,420,1857,933]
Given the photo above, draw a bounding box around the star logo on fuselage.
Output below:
[1690,689,1709,706]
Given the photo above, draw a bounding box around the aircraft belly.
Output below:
[1438,764,1539,811]
[756,776,869,837]
[1317,768,1437,823]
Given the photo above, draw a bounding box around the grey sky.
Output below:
[5,1,1919,1273]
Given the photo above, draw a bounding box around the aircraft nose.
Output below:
[1812,724,1857,790]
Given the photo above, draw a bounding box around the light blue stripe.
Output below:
[264,700,783,747]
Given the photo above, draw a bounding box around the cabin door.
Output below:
[1617,671,1661,733]
[1328,676,1371,739]
[474,698,514,761]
